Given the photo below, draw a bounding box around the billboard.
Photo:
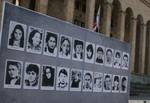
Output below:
[0,2,131,103]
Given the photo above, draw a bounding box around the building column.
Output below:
[118,11,126,41]
[140,24,147,74]
[101,2,112,37]
[85,0,96,29]
[130,18,137,73]
[36,0,49,14]
[64,0,75,23]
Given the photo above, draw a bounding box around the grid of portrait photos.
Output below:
[4,59,128,94]
[7,20,130,70]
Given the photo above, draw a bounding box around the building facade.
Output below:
[0,0,150,101]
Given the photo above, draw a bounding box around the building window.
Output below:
[144,21,150,75]
[134,15,144,74]
[29,0,36,10]
[73,0,86,27]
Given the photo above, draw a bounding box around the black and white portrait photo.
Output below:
[113,50,122,69]
[7,21,27,51]
[72,39,84,61]
[103,74,112,92]
[41,65,55,90]
[43,31,58,57]
[105,48,114,67]
[85,42,95,64]
[93,72,103,92]
[56,67,70,91]
[112,75,120,93]
[59,35,72,59]
[122,52,129,70]
[82,70,93,92]
[95,45,105,65]
[4,59,23,89]
[70,69,82,91]
[120,76,128,93]
[23,62,40,89]
[26,26,43,54]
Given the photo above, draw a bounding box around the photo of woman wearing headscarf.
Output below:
[41,65,55,90]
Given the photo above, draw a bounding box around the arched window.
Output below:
[134,15,144,74]
[29,0,36,10]
[144,21,150,75]
[73,0,86,27]
[124,8,134,43]
[110,0,122,39]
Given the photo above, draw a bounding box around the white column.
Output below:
[101,2,112,37]
[64,0,75,23]
[85,0,96,29]
[140,24,146,74]
[130,18,137,73]
[118,11,126,41]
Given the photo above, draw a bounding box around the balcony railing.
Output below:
[130,74,150,100]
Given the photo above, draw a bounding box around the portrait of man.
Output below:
[59,35,72,59]
[103,74,112,92]
[105,48,114,67]
[4,60,22,88]
[120,76,128,93]
[95,45,105,65]
[43,31,58,57]
[85,42,95,64]
[93,72,103,92]
[56,67,70,91]
[112,75,120,93]
[70,69,82,91]
[113,50,122,69]
[41,65,55,90]
[122,52,129,70]
[27,26,43,54]
[72,39,84,61]
[7,21,27,51]
[82,70,93,92]
[23,63,40,89]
